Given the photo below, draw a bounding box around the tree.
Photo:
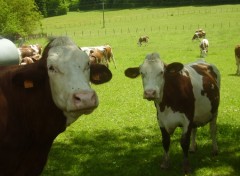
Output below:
[0,0,42,40]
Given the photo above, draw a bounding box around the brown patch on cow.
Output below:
[160,69,195,121]
[192,64,220,114]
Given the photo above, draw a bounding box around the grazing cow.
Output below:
[0,37,20,65]
[18,44,43,64]
[192,29,206,41]
[124,53,220,174]
[137,36,149,46]
[0,36,112,175]
[80,45,116,68]
[199,39,209,58]
[234,44,240,75]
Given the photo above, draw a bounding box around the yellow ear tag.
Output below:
[24,80,34,88]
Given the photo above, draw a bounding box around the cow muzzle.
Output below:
[144,89,157,100]
[73,91,99,112]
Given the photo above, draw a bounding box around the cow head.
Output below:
[13,36,112,125]
[125,53,184,101]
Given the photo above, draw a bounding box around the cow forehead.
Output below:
[141,54,164,72]
[47,46,89,66]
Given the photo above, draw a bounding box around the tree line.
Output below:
[0,0,238,40]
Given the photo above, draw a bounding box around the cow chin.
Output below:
[63,107,97,126]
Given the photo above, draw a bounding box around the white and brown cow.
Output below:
[0,36,112,175]
[124,53,220,174]
[80,45,116,68]
[234,44,240,75]
[192,29,206,41]
[199,39,209,58]
[137,36,149,46]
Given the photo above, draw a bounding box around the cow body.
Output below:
[192,29,206,41]
[0,36,112,175]
[234,44,240,75]
[125,53,220,174]
[199,39,209,58]
[18,44,42,65]
[137,36,149,46]
[80,45,116,68]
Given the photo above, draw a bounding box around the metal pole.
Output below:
[102,1,105,28]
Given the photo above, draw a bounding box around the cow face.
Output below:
[47,45,111,125]
[125,53,165,100]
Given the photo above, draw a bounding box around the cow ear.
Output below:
[12,65,47,89]
[124,67,140,78]
[90,64,112,84]
[165,62,184,74]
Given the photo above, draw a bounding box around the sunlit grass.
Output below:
[31,4,240,176]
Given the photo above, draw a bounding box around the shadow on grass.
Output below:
[42,123,240,176]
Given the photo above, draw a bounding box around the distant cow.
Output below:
[0,36,112,175]
[199,39,209,58]
[125,53,220,174]
[80,45,116,68]
[89,48,108,66]
[192,29,206,41]
[18,44,42,64]
[234,44,240,75]
[137,36,149,46]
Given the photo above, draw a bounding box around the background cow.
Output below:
[199,39,209,58]
[0,36,112,175]
[18,44,42,65]
[137,36,149,46]
[234,44,240,75]
[192,29,206,41]
[124,53,220,174]
[80,45,116,68]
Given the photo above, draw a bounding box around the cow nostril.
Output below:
[144,89,156,99]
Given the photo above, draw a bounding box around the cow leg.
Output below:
[189,128,197,153]
[160,127,171,169]
[236,56,240,75]
[210,114,218,156]
[180,127,192,174]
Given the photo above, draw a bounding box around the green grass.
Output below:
[30,4,240,176]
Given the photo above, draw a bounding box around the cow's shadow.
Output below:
[42,123,240,176]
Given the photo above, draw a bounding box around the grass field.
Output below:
[30,4,240,176]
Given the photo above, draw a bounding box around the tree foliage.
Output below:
[0,0,42,39]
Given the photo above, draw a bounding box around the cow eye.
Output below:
[48,65,59,73]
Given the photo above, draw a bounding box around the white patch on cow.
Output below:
[155,103,190,135]
[185,64,213,125]
[47,45,98,125]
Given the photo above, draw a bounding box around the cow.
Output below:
[18,44,43,64]
[0,36,112,176]
[89,48,108,66]
[124,53,220,174]
[234,44,240,76]
[0,36,20,65]
[192,29,206,41]
[137,36,149,46]
[80,45,116,68]
[199,39,209,58]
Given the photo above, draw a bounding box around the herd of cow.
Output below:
[0,30,238,175]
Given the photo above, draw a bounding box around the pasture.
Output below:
[31,4,240,176]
